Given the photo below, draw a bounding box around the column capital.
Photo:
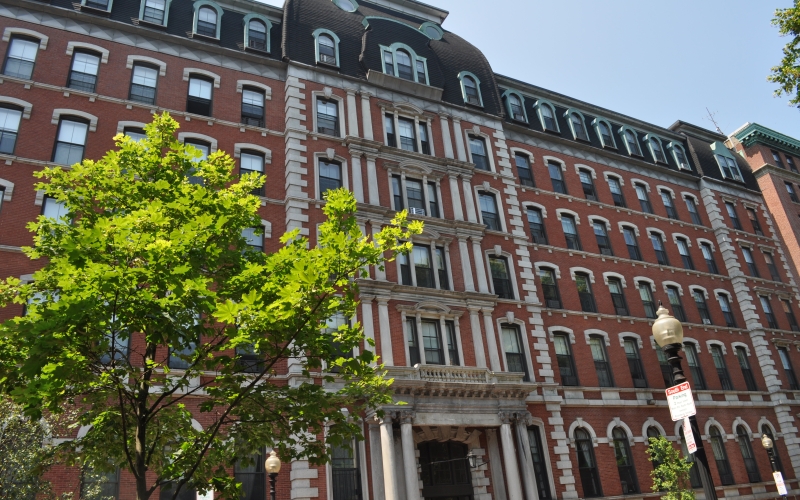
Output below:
[498,411,513,425]
[481,308,494,317]
[365,154,379,162]
[467,305,483,313]
[378,412,396,425]
[346,89,357,96]
[452,116,462,124]
[376,296,391,305]
[470,236,483,244]
[438,113,451,120]
[359,91,374,98]
[361,295,375,304]
[399,410,415,424]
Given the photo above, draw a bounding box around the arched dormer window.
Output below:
[668,142,690,170]
[242,14,272,53]
[534,99,559,133]
[192,1,223,40]
[313,29,340,66]
[502,90,527,123]
[646,134,667,164]
[711,141,743,182]
[566,109,589,141]
[381,43,429,85]
[620,126,642,156]
[458,71,483,107]
[139,0,173,26]
[592,118,616,149]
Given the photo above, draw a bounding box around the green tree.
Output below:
[646,436,696,500]
[770,1,800,107]
[0,113,422,500]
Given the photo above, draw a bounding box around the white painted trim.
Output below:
[618,332,642,348]
[603,171,624,185]
[555,208,580,223]
[706,339,727,355]
[183,68,221,88]
[602,271,627,288]
[66,41,109,63]
[606,418,637,447]
[236,80,272,99]
[3,27,48,49]
[584,328,610,346]
[179,132,218,152]
[688,285,709,300]
[52,109,98,132]
[568,418,601,447]
[547,326,575,343]
[0,178,13,201]
[731,342,751,357]
[634,276,656,292]
[619,221,641,236]
[0,96,32,119]
[569,266,594,282]
[233,143,272,163]
[126,55,167,76]
[116,120,146,134]
[521,201,548,219]
[662,281,683,296]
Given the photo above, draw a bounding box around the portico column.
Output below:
[499,413,524,500]
[400,412,421,500]
[380,414,400,500]
[515,414,540,500]
[368,420,386,500]
[483,308,502,372]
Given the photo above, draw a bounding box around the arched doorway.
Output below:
[418,440,474,500]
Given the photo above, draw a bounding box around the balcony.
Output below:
[385,365,530,398]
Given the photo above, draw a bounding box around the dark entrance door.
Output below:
[418,441,474,500]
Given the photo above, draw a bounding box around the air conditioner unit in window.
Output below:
[702,318,712,325]
[408,207,426,216]
[320,54,337,65]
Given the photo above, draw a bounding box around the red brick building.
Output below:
[1,0,799,499]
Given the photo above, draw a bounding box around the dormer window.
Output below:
[622,128,642,156]
[332,0,357,12]
[671,143,690,170]
[715,154,743,181]
[247,20,267,50]
[647,136,667,163]
[141,0,168,25]
[395,50,413,80]
[196,7,217,37]
[83,0,111,12]
[506,93,525,122]
[458,71,484,107]
[381,44,428,84]
[319,35,335,63]
[594,119,615,148]
[567,111,589,141]
[535,100,559,132]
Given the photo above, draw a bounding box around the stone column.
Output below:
[452,117,467,162]
[439,114,454,159]
[372,224,386,281]
[380,414,400,500]
[351,154,364,203]
[400,413,421,500]
[483,309,502,372]
[448,175,464,221]
[515,415,540,500]
[366,155,380,206]
[361,297,376,356]
[462,178,478,223]
[499,414,525,500]
[469,306,487,368]
[360,92,374,141]
[471,237,489,293]
[377,297,394,366]
[458,237,475,292]
[346,90,359,137]
[486,428,509,500]
[369,420,386,500]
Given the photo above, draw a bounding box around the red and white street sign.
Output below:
[666,382,697,421]
[683,417,697,454]
[774,471,788,496]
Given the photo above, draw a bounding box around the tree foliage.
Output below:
[0,113,422,500]
[770,1,800,107]
[646,436,696,500]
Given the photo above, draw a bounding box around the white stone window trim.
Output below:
[496,315,534,380]
[314,151,350,198]
[672,233,692,247]
[606,418,637,447]
[646,227,665,239]
[475,184,507,233]
[556,208,580,224]
[697,238,716,252]
[584,329,610,346]
[534,261,561,279]
[618,332,643,349]
[635,276,656,292]
[619,222,640,237]
[66,41,109,63]
[0,178,14,202]
[485,249,519,300]
[233,143,272,163]
[731,342,751,357]
[630,178,651,192]
[757,418,779,438]
[681,192,699,204]
[312,89,346,139]
[731,417,755,441]
[34,190,45,206]
[52,109,98,132]
[116,120,147,134]
[465,127,497,173]
[714,289,733,302]
[509,146,535,165]
[603,171,625,186]
[547,326,574,344]
[259,219,272,239]
[662,281,683,296]
[737,239,755,250]
[2,27,49,49]
[688,285,709,300]
[236,80,272,99]
[178,132,218,152]
[183,68,221,88]
[126,55,166,76]
[642,418,668,442]
[0,96,33,119]
[656,185,676,199]
[683,337,702,353]
[522,201,548,219]
[706,339,727,356]
[569,267,594,283]
[542,155,567,171]
[602,272,627,288]
[568,418,601,447]
[400,307,465,368]
[381,104,436,157]
[574,163,597,179]
[588,215,611,228]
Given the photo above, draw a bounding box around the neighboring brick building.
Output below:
[1,0,799,499]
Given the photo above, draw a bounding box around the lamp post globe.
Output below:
[265,450,281,500]
[762,434,774,451]
[651,305,684,347]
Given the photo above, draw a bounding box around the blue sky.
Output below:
[257,0,799,138]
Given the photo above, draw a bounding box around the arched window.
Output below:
[575,428,602,497]
[395,49,413,80]
[382,44,428,84]
[709,426,734,485]
[649,136,667,163]
[623,128,642,156]
[646,426,662,469]
[196,6,218,37]
[318,34,336,65]
[248,19,267,50]
[736,425,761,483]
[612,427,639,494]
[569,112,589,141]
[540,103,557,132]
[462,75,480,106]
[508,93,525,121]
[597,120,615,148]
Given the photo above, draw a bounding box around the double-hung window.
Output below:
[240,151,265,196]
[786,182,799,203]
[3,36,39,79]
[716,154,743,181]
[608,278,628,316]
[592,221,612,256]
[129,64,158,104]
[779,346,800,389]
[427,182,440,218]
[527,207,547,244]
[241,88,265,127]
[575,428,603,498]
[489,256,513,299]
[187,76,213,117]
[742,247,759,277]
[247,20,268,51]
[318,34,337,65]
[623,338,647,388]
[196,6,218,37]
[622,227,641,261]
[649,232,667,265]
[435,247,449,290]
[673,145,690,170]
[570,112,589,141]
[710,344,733,390]
[613,428,639,494]
[68,51,101,93]
[772,149,785,168]
[685,196,702,225]
[318,160,342,199]
[598,121,615,148]
[725,202,743,230]
[553,334,577,385]
[53,118,88,165]
[540,103,558,132]
[576,273,596,313]
[736,425,761,483]
[479,192,501,231]
[701,243,719,274]
[624,129,642,156]
[666,286,685,322]
[684,342,706,389]
[398,117,417,152]
[608,177,626,207]
[142,0,167,24]
[385,114,396,148]
[764,252,781,282]
[0,106,22,154]
[788,155,799,173]
[649,137,666,163]
[396,50,414,80]
[412,245,434,289]
[717,293,737,327]
[736,347,758,391]
[782,299,799,332]
[579,169,597,201]
[419,123,430,154]
[469,136,489,170]
[561,215,581,250]
[746,208,763,235]
[406,318,446,365]
[242,227,263,253]
[638,282,656,319]
[405,179,425,215]
[508,94,525,121]
[548,161,566,194]
[693,290,712,325]
[589,335,613,387]
[515,153,535,187]
[660,190,678,219]
[539,268,561,308]
[501,325,529,381]
[760,296,779,329]
[676,238,694,270]
[634,183,652,213]
[710,427,735,485]
[316,98,339,136]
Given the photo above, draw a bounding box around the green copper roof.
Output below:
[733,122,800,155]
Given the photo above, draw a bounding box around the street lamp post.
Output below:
[265,450,282,500]
[762,434,787,498]
[652,305,718,500]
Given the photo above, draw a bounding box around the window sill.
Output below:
[187,32,220,44]
[239,44,271,56]
[315,60,340,70]
[366,70,443,101]
[543,128,561,136]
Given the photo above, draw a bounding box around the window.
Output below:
[638,282,656,319]
[672,145,690,170]
[3,36,39,79]
[684,342,706,390]
[666,286,686,322]
[709,426,735,485]
[384,114,396,148]
[420,320,445,365]
[592,221,613,256]
[183,139,209,183]
[159,483,197,500]
[81,467,120,499]
[0,106,22,154]
[235,450,266,500]
[435,247,449,290]
[612,428,639,494]
[786,182,799,203]
[412,245,434,288]
[608,177,626,207]
[235,342,264,374]
[782,299,800,332]
[502,325,528,381]
[553,333,577,385]
[318,159,342,199]
[760,296,778,329]
[649,232,667,265]
[515,153,534,187]
[247,19,268,51]
[317,34,337,65]
[427,182,439,218]
[405,318,420,365]
[685,196,702,225]
[787,155,799,173]
[634,183,652,213]
[196,6,218,37]
[608,278,628,316]
[597,120,615,148]
[647,427,663,469]
[507,93,525,121]
[330,442,362,500]
[168,330,198,370]
[479,192,501,231]
[548,161,566,194]
[142,0,167,24]
[736,347,757,391]
[576,273,596,313]
[716,293,737,328]
[623,128,642,156]
[656,348,673,387]
[187,76,213,116]
[710,344,733,390]
[676,238,694,270]
[129,64,158,104]
[569,112,589,141]
[241,88,265,127]
[746,208,763,235]
[725,202,742,230]
[578,169,597,201]
[649,137,667,163]
[462,75,480,105]
[68,51,101,93]
[444,320,458,365]
[779,346,799,390]
[772,150,785,169]
[693,289,712,325]
[242,227,263,252]
[575,428,602,498]
[527,427,553,500]
[399,252,412,286]
[53,118,88,165]
[43,196,69,223]
[623,338,646,388]
[418,441,473,498]
[240,151,265,196]
[716,154,743,181]
[561,215,581,250]
[123,125,146,141]
[623,227,642,261]
[539,267,561,308]
[489,256,513,299]
[742,247,759,277]
[396,50,413,80]
[316,98,339,137]
[527,207,547,244]
[701,243,719,274]
[539,103,558,132]
[660,190,679,220]
[398,117,417,152]
[764,252,781,282]
[419,123,430,155]
[469,135,489,170]
[589,335,613,386]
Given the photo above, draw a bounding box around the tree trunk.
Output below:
[135,343,156,500]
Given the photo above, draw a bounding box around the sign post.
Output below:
[774,471,788,496]
[666,382,697,421]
